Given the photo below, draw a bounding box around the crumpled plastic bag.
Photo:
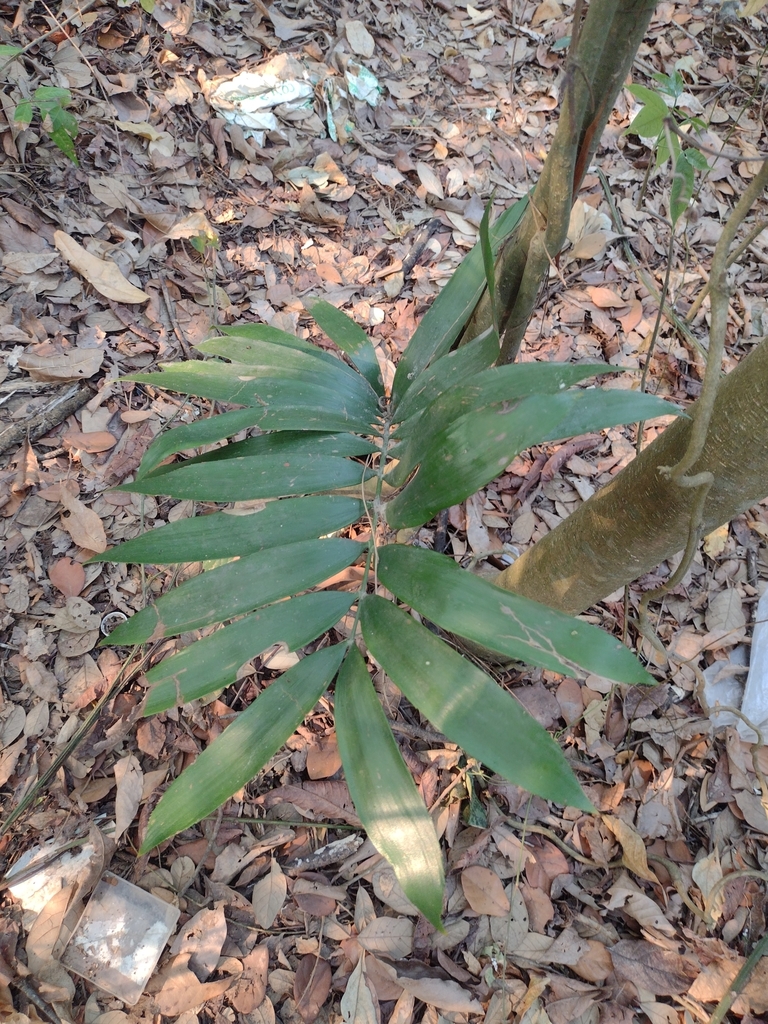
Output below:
[204,52,381,146]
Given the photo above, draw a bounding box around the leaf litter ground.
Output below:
[1,1,768,1022]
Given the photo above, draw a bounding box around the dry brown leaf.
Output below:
[358,917,414,958]
[257,780,361,824]
[345,21,375,57]
[63,653,106,710]
[586,286,625,308]
[113,754,143,842]
[62,430,118,453]
[18,659,59,701]
[388,990,415,1024]
[609,939,698,996]
[170,904,227,980]
[340,956,377,1024]
[394,963,482,1014]
[306,732,342,779]
[48,557,86,597]
[26,884,76,975]
[229,944,269,1013]
[689,956,768,1014]
[59,488,107,553]
[251,859,287,929]
[293,954,332,1024]
[416,162,444,200]
[153,954,233,1015]
[601,815,657,882]
[18,340,104,382]
[531,0,563,25]
[572,939,614,983]
[54,230,149,304]
[0,736,27,788]
[461,866,510,917]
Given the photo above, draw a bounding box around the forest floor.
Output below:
[1,1,768,1022]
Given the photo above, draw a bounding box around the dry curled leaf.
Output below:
[54,230,149,304]
[59,488,107,553]
[609,939,698,996]
[18,340,104,382]
[113,754,143,842]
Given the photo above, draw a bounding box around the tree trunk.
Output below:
[494,336,768,615]
[467,0,657,363]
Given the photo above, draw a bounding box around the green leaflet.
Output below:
[335,646,444,927]
[196,334,378,404]
[139,645,346,852]
[376,544,654,685]
[126,367,380,434]
[391,193,529,407]
[359,595,593,812]
[391,328,500,425]
[387,362,612,488]
[106,538,364,645]
[90,496,363,565]
[135,408,273,479]
[387,393,567,529]
[119,452,372,502]
[144,591,355,712]
[387,388,681,528]
[308,299,385,397]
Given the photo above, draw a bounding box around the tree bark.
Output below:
[466,0,657,363]
[494,336,768,615]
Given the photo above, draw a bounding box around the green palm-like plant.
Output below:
[93,197,676,926]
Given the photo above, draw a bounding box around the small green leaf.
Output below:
[145,591,355,712]
[120,452,371,501]
[144,430,378,479]
[377,544,654,685]
[625,85,669,139]
[139,645,346,852]
[106,537,364,645]
[217,322,324,353]
[392,194,529,407]
[336,646,444,927]
[670,151,695,226]
[13,100,33,125]
[34,86,72,106]
[308,299,385,397]
[140,0,155,12]
[90,495,363,564]
[387,394,565,528]
[686,148,710,172]
[0,44,23,59]
[360,596,593,811]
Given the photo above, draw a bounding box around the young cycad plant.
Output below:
[93,197,677,926]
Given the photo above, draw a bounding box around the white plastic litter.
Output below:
[62,872,180,1005]
[701,587,768,742]
[207,53,381,146]
[208,54,317,145]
